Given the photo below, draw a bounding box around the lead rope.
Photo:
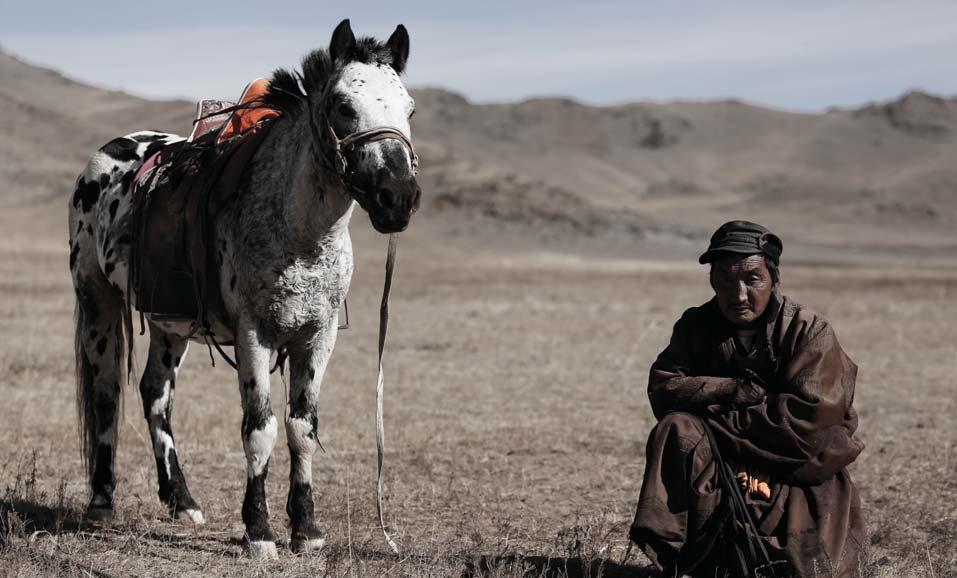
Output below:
[376,233,400,555]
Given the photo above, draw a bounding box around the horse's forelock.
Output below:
[262,34,403,117]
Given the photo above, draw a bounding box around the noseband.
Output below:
[333,126,419,178]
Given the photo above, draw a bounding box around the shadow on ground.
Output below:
[464,554,656,578]
[0,498,84,541]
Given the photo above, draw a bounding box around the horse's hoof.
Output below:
[85,505,114,522]
[244,540,279,560]
[290,536,326,554]
[174,508,205,525]
[86,496,113,522]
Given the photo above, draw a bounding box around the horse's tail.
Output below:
[75,297,127,483]
[75,300,97,482]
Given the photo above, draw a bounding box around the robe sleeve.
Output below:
[711,316,864,484]
[648,308,765,420]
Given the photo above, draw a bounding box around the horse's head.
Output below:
[324,19,420,234]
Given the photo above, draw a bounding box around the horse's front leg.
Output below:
[285,327,338,554]
[235,322,279,559]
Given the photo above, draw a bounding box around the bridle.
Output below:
[333,126,419,179]
[306,89,419,196]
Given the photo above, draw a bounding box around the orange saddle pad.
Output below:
[217,78,281,143]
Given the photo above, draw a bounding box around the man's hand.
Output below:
[731,372,765,408]
[736,469,772,499]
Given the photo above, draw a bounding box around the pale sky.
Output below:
[3,1,956,111]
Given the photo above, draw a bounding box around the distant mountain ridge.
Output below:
[4,48,956,255]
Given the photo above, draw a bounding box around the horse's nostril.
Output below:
[412,187,421,208]
[378,188,396,209]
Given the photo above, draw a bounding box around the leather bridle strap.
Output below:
[334,125,419,177]
[375,233,400,554]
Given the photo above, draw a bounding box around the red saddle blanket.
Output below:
[130,98,279,324]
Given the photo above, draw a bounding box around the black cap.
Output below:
[698,220,783,265]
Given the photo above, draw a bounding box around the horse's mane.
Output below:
[261,36,398,116]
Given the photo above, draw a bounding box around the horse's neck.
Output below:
[254,115,355,257]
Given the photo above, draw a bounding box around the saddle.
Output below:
[130,79,280,329]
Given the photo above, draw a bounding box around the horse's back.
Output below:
[68,131,184,294]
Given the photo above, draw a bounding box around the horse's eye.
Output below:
[337,102,356,119]
[408,108,416,119]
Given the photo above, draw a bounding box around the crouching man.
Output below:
[629,221,866,578]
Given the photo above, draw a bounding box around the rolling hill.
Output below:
[3,47,955,258]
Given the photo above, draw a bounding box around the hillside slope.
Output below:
[3,47,955,256]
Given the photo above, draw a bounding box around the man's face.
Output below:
[710,254,775,327]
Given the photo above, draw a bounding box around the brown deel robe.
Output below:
[630,294,866,577]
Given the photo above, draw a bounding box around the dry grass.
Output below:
[1,205,956,577]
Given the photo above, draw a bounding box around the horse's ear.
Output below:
[330,19,356,64]
[386,24,409,73]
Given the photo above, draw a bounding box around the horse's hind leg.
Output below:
[73,272,126,520]
[139,325,203,523]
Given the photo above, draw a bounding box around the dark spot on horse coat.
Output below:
[241,405,271,438]
[89,328,98,339]
[163,336,171,349]
[76,286,100,324]
[72,177,101,212]
[86,224,93,235]
[289,391,316,422]
[241,467,273,541]
[109,199,120,222]
[286,480,315,529]
[69,243,80,270]
[143,140,168,162]
[96,336,108,356]
[94,388,117,433]
[132,133,165,143]
[230,275,237,291]
[101,137,140,163]
[106,248,114,259]
[90,445,114,497]
[308,367,316,380]
[91,363,100,376]
[104,262,115,276]
[117,234,131,245]
[76,221,84,235]
[162,350,172,369]
[120,170,134,193]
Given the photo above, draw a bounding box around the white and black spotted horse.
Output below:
[68,20,420,558]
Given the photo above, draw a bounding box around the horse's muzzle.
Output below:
[357,174,421,234]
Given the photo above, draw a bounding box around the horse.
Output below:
[67,19,420,558]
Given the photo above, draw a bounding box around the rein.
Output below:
[376,233,400,554]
